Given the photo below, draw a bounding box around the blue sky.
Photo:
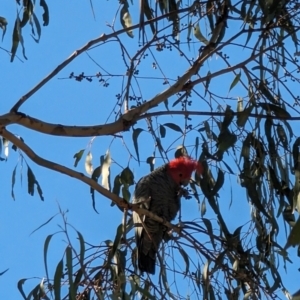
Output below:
[0,1,299,299]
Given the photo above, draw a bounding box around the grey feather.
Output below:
[132,165,180,274]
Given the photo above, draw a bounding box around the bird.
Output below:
[132,156,203,274]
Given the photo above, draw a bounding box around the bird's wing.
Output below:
[132,176,152,244]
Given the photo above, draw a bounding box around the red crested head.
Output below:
[167,156,203,185]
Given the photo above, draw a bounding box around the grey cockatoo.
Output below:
[132,156,203,274]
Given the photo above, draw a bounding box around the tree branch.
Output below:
[10,1,201,113]
[0,127,178,231]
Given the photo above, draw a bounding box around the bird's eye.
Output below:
[179,173,183,177]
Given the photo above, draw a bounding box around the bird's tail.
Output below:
[138,245,156,275]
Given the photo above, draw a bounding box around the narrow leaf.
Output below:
[132,128,144,164]
[77,231,85,266]
[120,3,134,38]
[17,278,27,300]
[30,214,58,236]
[85,151,93,175]
[285,217,300,249]
[44,234,53,284]
[73,149,85,167]
[54,259,64,300]
[66,246,76,300]
[164,123,183,133]
[101,150,112,190]
[193,23,209,44]
[11,164,17,200]
[229,72,241,91]
[160,125,166,138]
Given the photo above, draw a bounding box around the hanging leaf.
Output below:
[237,105,254,128]
[160,125,166,138]
[101,150,112,190]
[204,71,211,97]
[54,259,64,300]
[229,72,241,91]
[132,128,144,164]
[66,246,76,300]
[277,124,288,150]
[40,0,49,26]
[120,167,134,186]
[146,156,155,172]
[285,217,300,249]
[163,123,183,133]
[120,3,134,38]
[11,164,17,200]
[17,278,28,300]
[0,16,8,41]
[178,247,190,275]
[85,151,93,175]
[77,231,85,266]
[27,165,44,200]
[211,169,224,195]
[174,145,188,158]
[193,23,209,44]
[73,149,85,167]
[112,175,122,196]
[259,103,291,119]
[44,234,53,287]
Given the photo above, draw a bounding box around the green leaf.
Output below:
[20,0,33,27]
[30,214,58,236]
[27,165,44,200]
[160,125,166,138]
[101,150,112,190]
[204,71,211,97]
[54,258,64,300]
[120,3,133,38]
[201,199,206,217]
[142,0,155,34]
[120,167,134,186]
[206,0,215,32]
[237,105,254,128]
[11,16,27,62]
[66,246,76,300]
[202,218,216,249]
[174,145,187,158]
[27,165,35,196]
[40,0,49,26]
[285,217,300,249]
[44,234,53,284]
[178,247,190,275]
[11,164,17,200]
[0,16,8,41]
[277,124,288,150]
[111,224,123,259]
[259,103,291,119]
[195,137,199,159]
[77,231,85,266]
[73,149,84,167]
[229,72,241,91]
[17,278,27,300]
[163,123,183,133]
[90,165,101,213]
[112,175,121,196]
[122,186,131,202]
[0,268,8,276]
[193,23,209,45]
[211,169,224,195]
[258,81,278,104]
[132,128,144,164]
